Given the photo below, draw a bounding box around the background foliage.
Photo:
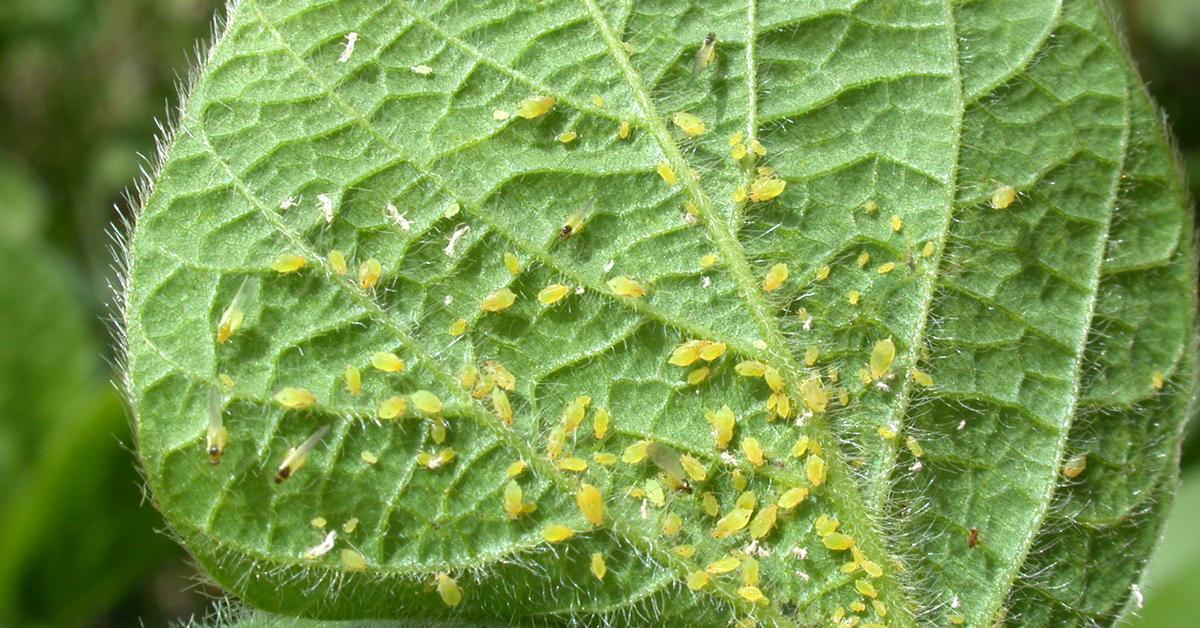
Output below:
[0,0,1195,625]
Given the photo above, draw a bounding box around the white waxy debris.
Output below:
[339,32,358,63]
[317,194,334,224]
[280,196,298,209]
[791,547,809,560]
[410,64,433,76]
[385,203,412,230]
[720,452,737,465]
[796,570,811,581]
[304,531,337,559]
[951,595,961,609]
[910,461,924,472]
[604,260,615,273]
[575,286,585,295]
[702,276,711,288]
[754,340,767,350]
[443,295,453,306]
[957,420,966,431]
[803,317,813,331]
[684,212,697,226]
[1131,584,1143,609]
[444,225,470,256]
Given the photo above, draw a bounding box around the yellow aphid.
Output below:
[669,340,706,366]
[848,290,861,305]
[448,318,468,336]
[864,200,878,213]
[692,32,717,76]
[342,517,358,533]
[622,440,649,464]
[674,544,697,559]
[592,408,610,440]
[850,601,866,612]
[459,366,478,390]
[877,262,896,274]
[800,378,828,414]
[990,185,1017,209]
[873,599,888,616]
[575,484,606,526]
[410,390,443,415]
[492,109,510,121]
[377,396,407,420]
[593,452,618,465]
[672,112,707,137]
[563,395,591,435]
[742,437,766,467]
[736,361,766,377]
[687,570,711,590]
[618,119,631,139]
[557,130,577,143]
[340,549,367,572]
[684,200,700,218]
[949,614,965,625]
[778,486,809,510]
[503,252,521,275]
[356,258,382,291]
[870,338,896,381]
[749,504,778,539]
[592,95,605,107]
[538,283,570,305]
[811,266,830,283]
[911,369,934,387]
[742,557,760,586]
[763,263,788,292]
[791,436,811,458]
[804,347,820,368]
[275,425,330,483]
[833,608,846,622]
[1063,453,1088,479]
[590,552,607,580]
[1152,371,1165,390]
[878,427,897,440]
[687,367,709,385]
[738,586,766,604]
[546,426,565,460]
[923,241,936,257]
[275,387,316,410]
[731,142,748,160]
[702,492,720,517]
[700,342,726,361]
[656,162,677,186]
[706,556,741,575]
[608,276,646,298]
[763,366,784,393]
[492,388,513,425]
[216,278,257,343]
[436,573,462,607]
[516,95,555,119]
[416,448,456,469]
[541,524,575,543]
[481,288,517,312]
[680,454,707,481]
[644,478,666,507]
[712,508,752,538]
[483,361,516,390]
[270,253,307,274]
[751,139,766,157]
[749,177,786,202]
[806,454,827,487]
[822,532,854,551]
[503,480,525,519]
[855,579,878,599]
[736,491,757,510]
[815,514,839,536]
[431,417,448,444]
[218,373,235,388]
[890,214,903,232]
[506,460,527,478]
[328,249,348,275]
[371,351,405,373]
[360,450,378,464]
[662,512,683,537]
[339,366,361,396]
[732,469,747,491]
[706,405,736,450]
[558,456,588,472]
[905,436,924,458]
[732,185,747,203]
[862,560,884,578]
[206,387,227,464]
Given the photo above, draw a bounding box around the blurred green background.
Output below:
[0,0,1194,625]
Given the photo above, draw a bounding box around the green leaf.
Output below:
[123,0,1196,625]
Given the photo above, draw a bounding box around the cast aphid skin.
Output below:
[608,276,646,298]
[358,258,382,291]
[275,387,317,410]
[576,484,606,526]
[672,112,707,137]
[540,524,575,543]
[344,366,362,395]
[869,337,896,381]
[656,162,678,186]
[270,253,307,274]
[435,573,462,607]
[216,278,258,344]
[303,531,336,560]
[377,396,407,420]
[206,387,227,464]
[990,185,1017,209]
[328,249,348,275]
[480,288,517,312]
[763,263,788,292]
[644,478,666,508]
[590,552,608,581]
[646,442,686,483]
[492,388,513,425]
[371,351,405,373]
[593,407,610,440]
[515,95,556,119]
[806,453,827,487]
[538,283,571,305]
[431,417,449,444]
[692,32,717,77]
[274,425,331,483]
[410,390,444,415]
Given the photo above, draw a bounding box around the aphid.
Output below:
[448,318,468,336]
[342,517,359,534]
[922,241,935,257]
[218,373,235,388]
[877,262,896,275]
[275,425,331,483]
[656,162,677,186]
[592,95,605,107]
[949,614,966,625]
[558,456,588,472]
[869,338,896,381]
[738,586,766,604]
[593,408,610,440]
[557,130,578,143]
[503,480,525,519]
[806,453,827,487]
[692,32,717,76]
[515,95,556,119]
[416,447,456,469]
[742,437,766,467]
[593,452,618,465]
[360,451,378,465]
[662,512,683,537]
[799,378,828,414]
[687,570,711,590]
[855,579,878,599]
[618,120,631,139]
[339,549,368,573]
[749,177,786,202]
[344,366,362,396]
[712,507,752,538]
[506,460,527,478]
[311,517,326,529]
[562,395,591,435]
[644,478,666,507]
[890,214,903,232]
[608,276,646,298]
[1063,453,1088,479]
[1152,371,1165,390]
[275,387,317,410]
[503,252,521,275]
[338,32,358,63]
[736,491,756,510]
[371,351,406,373]
[742,556,760,586]
[590,552,608,580]
[873,600,888,617]
[358,258,382,290]
[688,367,710,385]
[622,440,649,464]
[206,387,228,464]
[848,289,861,305]
[763,263,788,292]
[672,112,707,137]
[705,556,741,575]
[905,436,924,458]
[492,388,513,425]
[483,361,516,390]
[705,405,736,450]
[492,109,510,121]
[815,514,839,536]
[990,185,1017,209]
[697,340,726,361]
[304,531,336,560]
[674,544,697,559]
[862,560,883,578]
[732,185,748,203]
[699,254,719,269]
[749,504,778,539]
[430,416,449,444]
[410,390,443,415]
[546,425,566,460]
[763,366,785,393]
[540,524,575,543]
[778,486,809,510]
[669,340,707,366]
[433,573,462,607]
[731,140,748,160]
[878,427,897,440]
[572,484,606,526]
[559,213,586,240]
[911,369,933,387]
[702,492,719,517]
[822,532,854,551]
[377,396,407,420]
[967,527,980,548]
[481,288,517,312]
[680,454,707,482]
[538,283,571,305]
[270,253,307,274]
[216,278,258,344]
[736,361,766,377]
